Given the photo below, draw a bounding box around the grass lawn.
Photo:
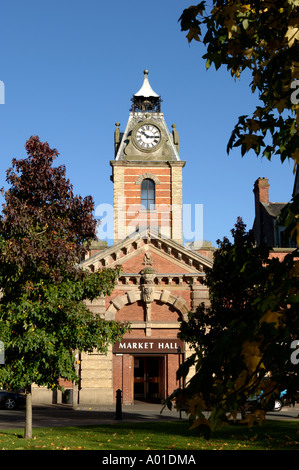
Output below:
[0,420,298,450]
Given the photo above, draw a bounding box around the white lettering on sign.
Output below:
[117,341,179,351]
[113,338,184,354]
[119,342,155,350]
[158,343,178,349]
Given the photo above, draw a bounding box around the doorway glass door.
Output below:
[134,357,162,402]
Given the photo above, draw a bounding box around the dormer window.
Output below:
[141,178,155,210]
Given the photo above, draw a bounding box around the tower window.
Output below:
[141,178,155,210]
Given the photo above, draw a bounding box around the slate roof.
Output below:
[261,202,287,218]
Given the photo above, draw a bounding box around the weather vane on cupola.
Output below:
[131,70,162,113]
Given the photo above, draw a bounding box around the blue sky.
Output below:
[0,0,295,247]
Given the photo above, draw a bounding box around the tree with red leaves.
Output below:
[0,136,128,438]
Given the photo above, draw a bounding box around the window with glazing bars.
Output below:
[141,178,155,210]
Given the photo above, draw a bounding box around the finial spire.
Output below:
[134,69,159,98]
[131,70,161,113]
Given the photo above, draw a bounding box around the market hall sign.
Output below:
[113,338,184,354]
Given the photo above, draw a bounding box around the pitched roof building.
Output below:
[252,176,296,250]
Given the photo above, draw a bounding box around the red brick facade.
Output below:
[80,222,212,404]
[123,167,172,234]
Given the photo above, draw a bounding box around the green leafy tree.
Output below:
[0,136,128,438]
[179,218,269,352]
[179,0,299,241]
[167,219,298,437]
[167,1,299,436]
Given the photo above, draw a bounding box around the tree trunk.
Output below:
[73,350,80,408]
[24,385,32,439]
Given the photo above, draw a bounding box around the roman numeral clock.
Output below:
[132,122,162,151]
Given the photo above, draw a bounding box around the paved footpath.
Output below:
[0,402,298,430]
[0,402,186,430]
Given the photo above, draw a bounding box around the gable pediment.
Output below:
[81,229,213,278]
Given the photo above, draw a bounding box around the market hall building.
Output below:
[33,71,213,406]
[77,70,213,406]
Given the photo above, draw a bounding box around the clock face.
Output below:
[135,124,161,150]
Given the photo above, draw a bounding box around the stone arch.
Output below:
[134,173,161,185]
[105,289,188,321]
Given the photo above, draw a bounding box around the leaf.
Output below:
[291,148,299,165]
[186,26,201,43]
[224,17,239,39]
[275,99,289,114]
[241,133,260,152]
[242,341,263,373]
[244,48,254,59]
[242,19,249,30]
[188,394,206,416]
[189,416,210,430]
[259,310,282,329]
[205,58,212,69]
[285,26,299,46]
[240,413,257,428]
[254,409,267,426]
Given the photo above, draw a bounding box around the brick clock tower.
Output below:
[73,71,213,406]
[111,70,184,244]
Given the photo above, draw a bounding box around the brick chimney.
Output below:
[253,177,269,205]
[253,177,269,245]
